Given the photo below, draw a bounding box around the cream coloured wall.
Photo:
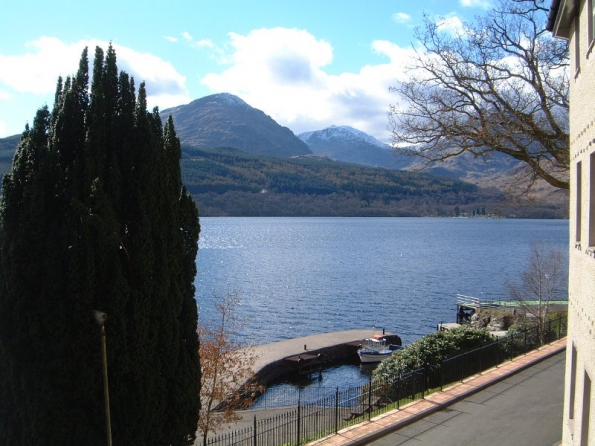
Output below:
[562,0,595,444]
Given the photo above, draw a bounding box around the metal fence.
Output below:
[207,315,567,446]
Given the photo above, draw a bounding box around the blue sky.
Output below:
[1,0,493,142]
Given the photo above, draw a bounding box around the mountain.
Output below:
[298,125,568,211]
[0,131,566,218]
[403,148,569,209]
[0,94,567,217]
[298,125,404,169]
[161,93,311,158]
[298,125,523,178]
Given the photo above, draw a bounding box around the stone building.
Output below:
[548,0,595,444]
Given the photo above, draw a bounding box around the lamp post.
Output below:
[94,310,113,446]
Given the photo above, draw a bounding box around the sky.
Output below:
[0,0,494,143]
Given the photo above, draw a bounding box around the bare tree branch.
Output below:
[197,294,262,446]
[389,0,569,191]
[508,242,567,343]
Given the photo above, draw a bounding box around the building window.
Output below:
[578,161,583,243]
[581,371,591,446]
[575,8,581,74]
[590,154,595,246]
[571,345,578,420]
[591,0,595,46]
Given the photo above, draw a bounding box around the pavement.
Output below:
[308,338,567,446]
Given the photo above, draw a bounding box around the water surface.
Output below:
[196,217,568,346]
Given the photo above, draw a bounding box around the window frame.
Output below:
[575,5,581,75]
[577,161,583,244]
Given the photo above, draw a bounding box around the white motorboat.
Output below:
[357,335,402,363]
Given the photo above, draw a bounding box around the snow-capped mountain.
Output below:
[299,125,387,148]
[298,125,407,169]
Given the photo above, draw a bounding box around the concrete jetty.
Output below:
[249,329,401,385]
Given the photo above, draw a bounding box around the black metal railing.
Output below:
[207,315,567,446]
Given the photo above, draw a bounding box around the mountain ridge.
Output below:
[0,92,568,217]
[161,93,311,158]
[297,125,404,170]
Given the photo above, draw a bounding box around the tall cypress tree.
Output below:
[0,45,201,445]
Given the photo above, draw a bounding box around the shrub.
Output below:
[373,326,494,382]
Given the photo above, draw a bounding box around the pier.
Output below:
[454,293,569,324]
[248,329,401,385]
[455,294,502,323]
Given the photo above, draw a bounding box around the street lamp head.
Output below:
[94,310,107,326]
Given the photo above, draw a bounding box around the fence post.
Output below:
[424,364,428,398]
[396,376,400,410]
[558,314,562,339]
[368,376,372,421]
[253,415,257,446]
[460,355,464,383]
[334,387,339,434]
[524,326,527,353]
[548,318,552,344]
[440,359,444,392]
[296,387,301,446]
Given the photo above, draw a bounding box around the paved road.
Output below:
[367,351,565,446]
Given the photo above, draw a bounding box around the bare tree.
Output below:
[389,0,569,192]
[197,294,261,446]
[508,242,567,343]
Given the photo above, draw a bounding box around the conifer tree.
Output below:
[0,45,201,445]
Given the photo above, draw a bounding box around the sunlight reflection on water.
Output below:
[196,217,568,346]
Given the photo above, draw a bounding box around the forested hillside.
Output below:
[181,146,564,218]
[0,135,567,218]
[0,135,20,177]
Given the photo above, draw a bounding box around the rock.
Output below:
[486,315,509,331]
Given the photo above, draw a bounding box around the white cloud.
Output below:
[197,39,215,49]
[436,15,466,37]
[200,28,418,142]
[163,36,178,43]
[0,37,190,114]
[460,0,491,8]
[113,45,188,96]
[182,32,193,41]
[392,12,412,24]
[0,37,84,95]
